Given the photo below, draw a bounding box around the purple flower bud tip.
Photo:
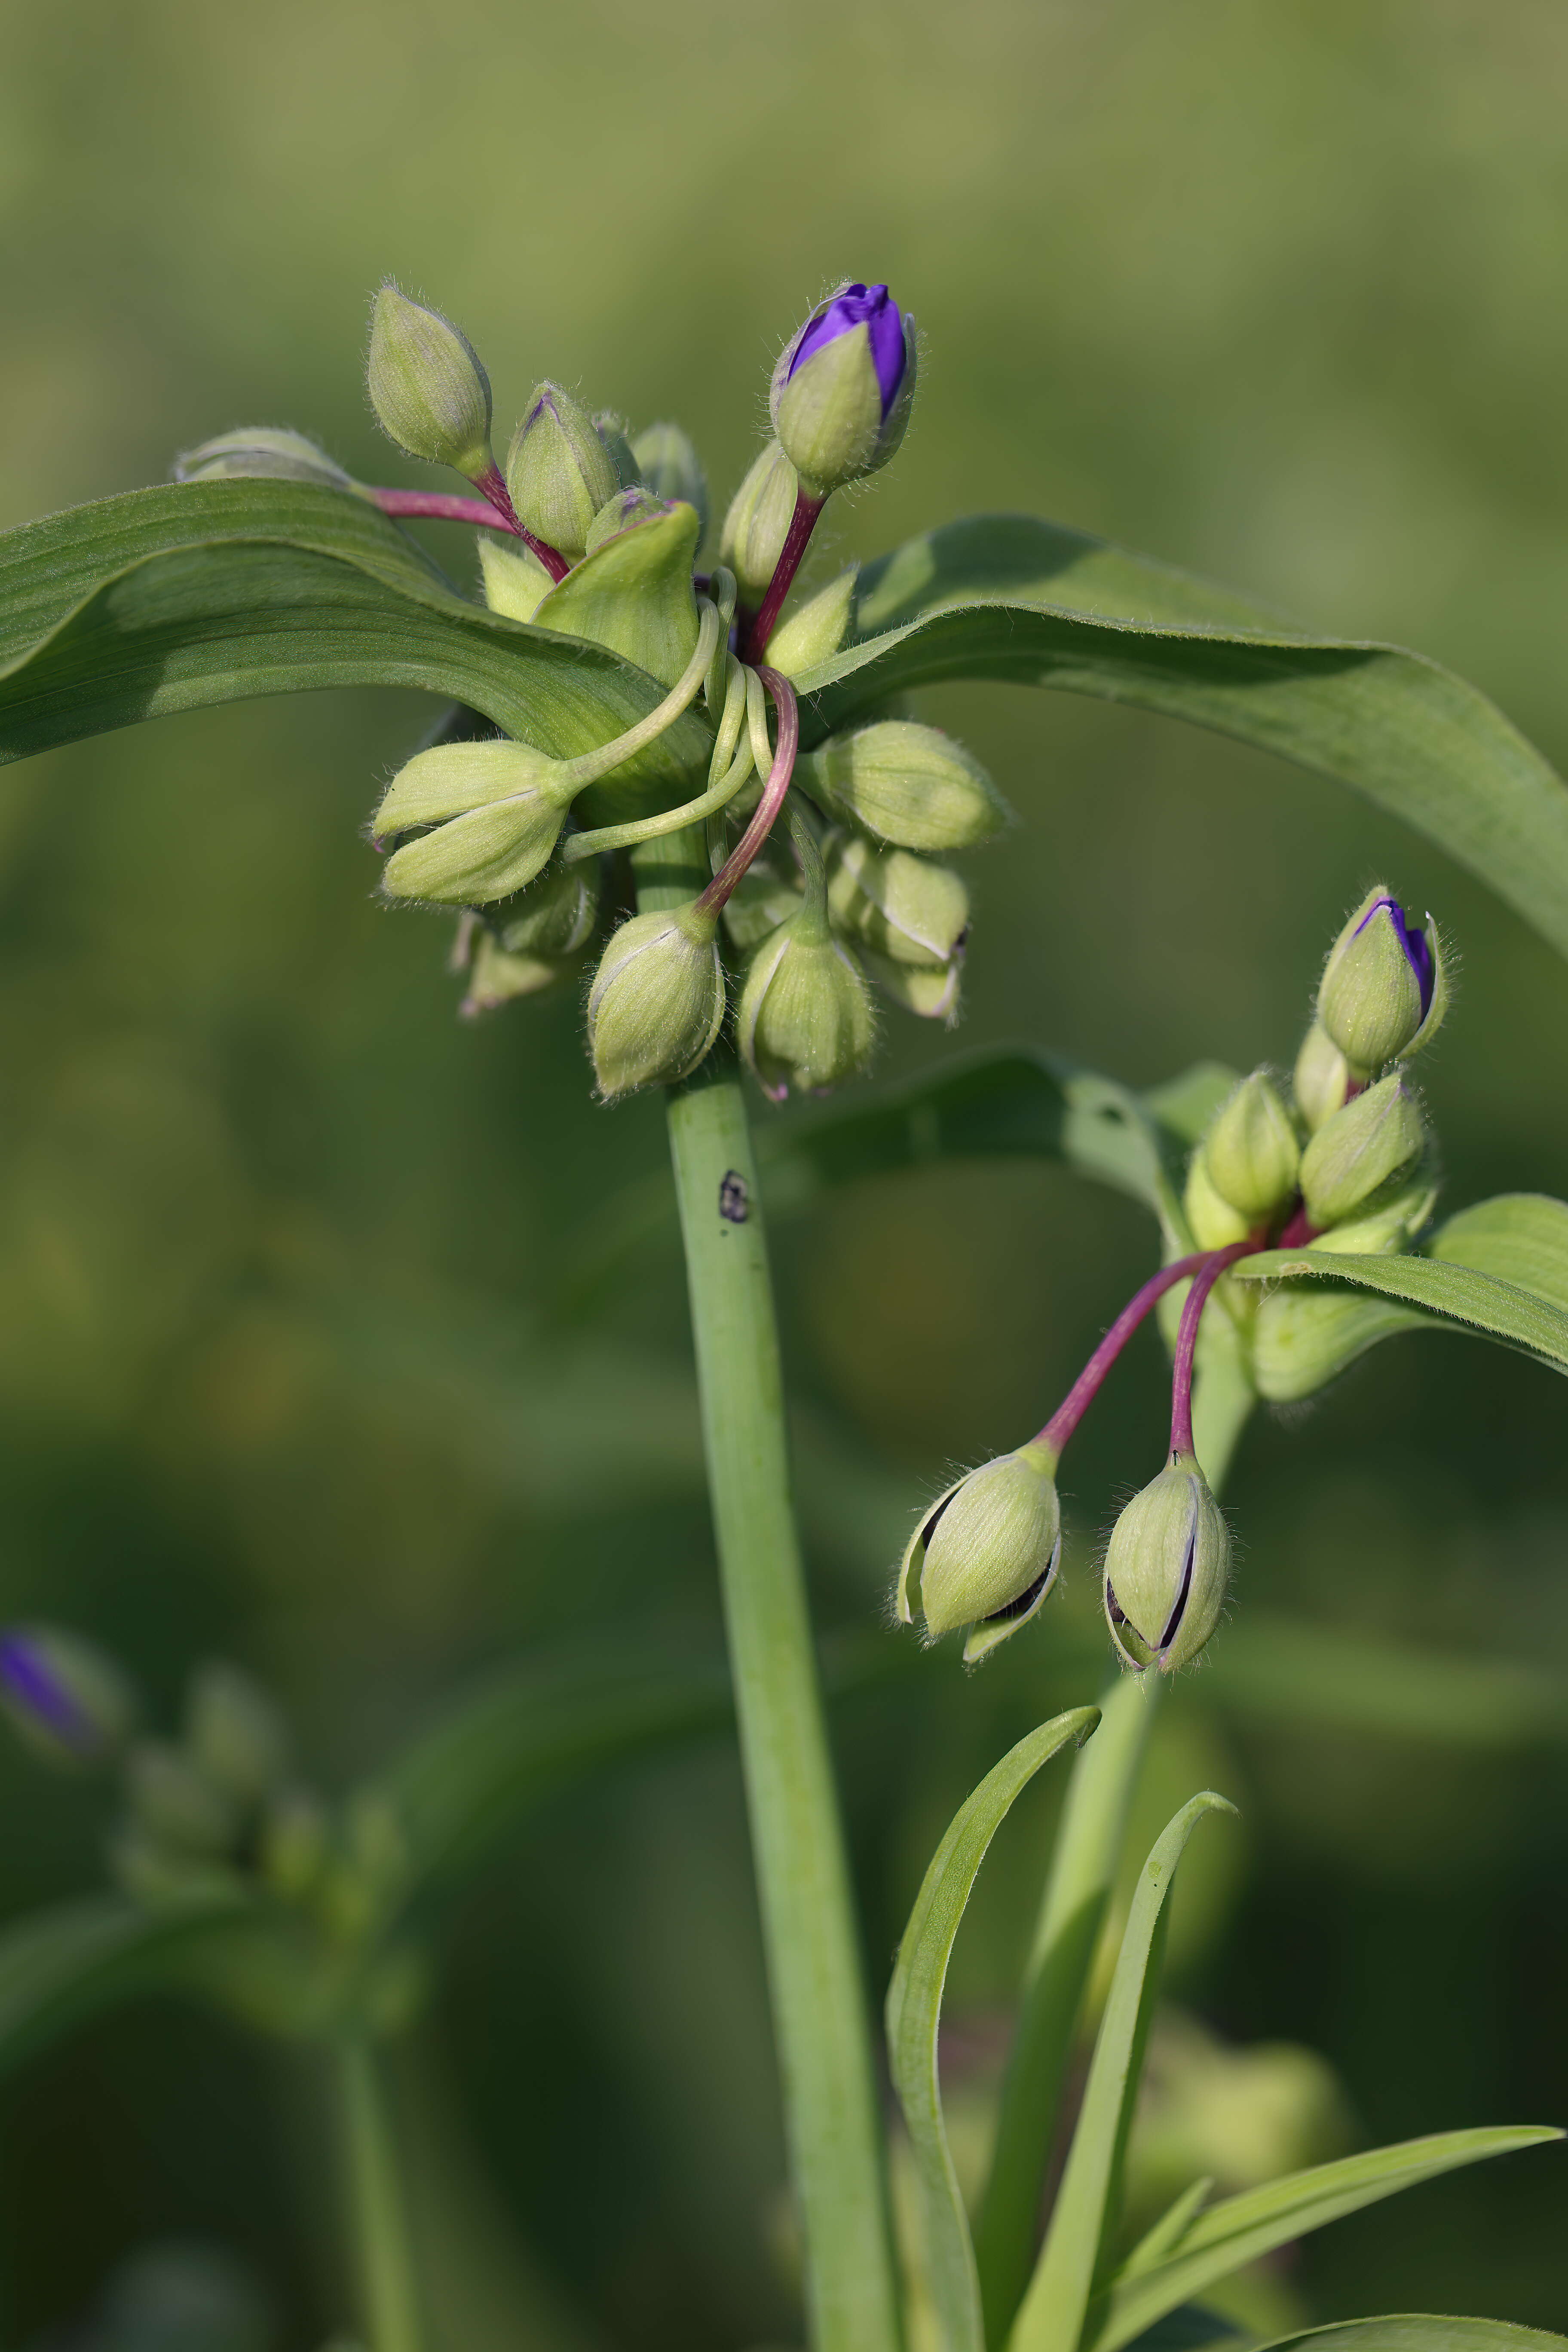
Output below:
[1357,895,1435,1015]
[789,283,908,414]
[0,1632,89,1747]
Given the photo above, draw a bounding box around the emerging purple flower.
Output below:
[788,284,909,417]
[0,1629,92,1748]
[0,1624,134,1763]
[1357,894,1435,1016]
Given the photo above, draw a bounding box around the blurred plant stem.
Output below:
[974,1353,1255,2346]
[335,2035,427,2352]
[642,816,900,2352]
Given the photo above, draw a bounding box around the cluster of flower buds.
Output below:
[177,278,996,1104]
[897,885,1447,1675]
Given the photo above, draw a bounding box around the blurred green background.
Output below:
[2,0,1567,2343]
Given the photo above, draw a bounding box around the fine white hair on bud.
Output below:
[1103,1450,1229,1673]
[897,1441,1061,1663]
[367,282,494,481]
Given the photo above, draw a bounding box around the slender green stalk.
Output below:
[972,1357,1254,2349]
[644,831,901,2352]
[334,2035,426,2352]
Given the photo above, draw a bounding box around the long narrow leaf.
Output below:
[885,1709,1100,2352]
[1251,2320,1568,2352]
[1232,1246,1568,1375]
[1090,2129,1564,2352]
[793,515,1568,965]
[1009,1793,1236,2352]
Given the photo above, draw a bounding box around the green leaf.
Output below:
[791,514,1568,965]
[1009,1793,1236,2352]
[1426,1193,1568,1306]
[0,1890,253,2080]
[1251,2321,1568,2352]
[1089,2128,1564,2352]
[368,1635,735,1920]
[1232,1237,1568,1375]
[0,481,709,802]
[885,1708,1100,2352]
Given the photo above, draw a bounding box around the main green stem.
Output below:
[642,830,900,2352]
[334,2036,425,2352]
[665,1060,903,2352]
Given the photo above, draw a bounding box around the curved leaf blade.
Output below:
[885,1708,1100,2352]
[1009,1793,1237,2352]
[1092,2129,1564,2352]
[0,481,710,792]
[0,1890,253,2080]
[793,515,1568,964]
[1232,1243,1568,1375]
[1252,2321,1568,2352]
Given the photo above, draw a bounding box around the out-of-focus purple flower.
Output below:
[769,279,918,494]
[0,1625,135,1765]
[787,284,909,416]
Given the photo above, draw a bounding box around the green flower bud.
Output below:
[461,937,572,1014]
[719,440,800,603]
[0,1624,137,1765]
[797,722,1009,851]
[1317,887,1448,1072]
[374,743,577,906]
[765,567,859,680]
[630,421,708,544]
[506,382,619,559]
[494,857,601,958]
[720,857,805,952]
[533,499,702,690]
[1202,1070,1299,1222]
[1292,1020,1351,1133]
[825,830,968,968]
[1182,1148,1252,1250]
[174,427,356,491]
[860,947,963,1025]
[1308,1169,1437,1256]
[126,1740,236,1855]
[585,486,674,553]
[1104,1450,1230,1673]
[260,1785,330,1902]
[478,536,554,624]
[587,902,725,1098]
[1252,1283,1427,1404]
[593,411,642,491]
[1298,1072,1425,1229]
[769,282,917,496]
[897,1440,1061,1660]
[186,1663,291,1807]
[367,282,494,480]
[737,918,877,1099]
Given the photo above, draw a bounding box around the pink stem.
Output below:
[1275,1200,1319,1250]
[1169,1240,1258,1458]
[1037,1253,1213,1458]
[696,668,800,917]
[371,471,570,583]
[741,490,826,661]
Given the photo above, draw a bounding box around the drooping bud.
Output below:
[1299,1072,1425,1229]
[631,421,709,544]
[374,743,578,906]
[494,858,601,959]
[478,536,554,624]
[718,441,801,603]
[737,918,877,1099]
[1292,1021,1352,1133]
[586,903,725,1098]
[367,283,494,481]
[897,1440,1061,1661]
[1252,1282,1427,1404]
[174,428,356,492]
[586,487,674,552]
[0,1624,136,1765]
[187,1663,291,1808]
[1182,1150,1253,1251]
[719,858,805,953]
[825,832,968,968]
[1104,1450,1230,1673]
[593,412,642,491]
[797,722,1009,851]
[461,937,570,1014]
[765,568,859,680]
[770,282,917,496]
[1202,1071,1299,1223]
[1317,888,1447,1072]
[861,948,963,1025]
[506,383,619,560]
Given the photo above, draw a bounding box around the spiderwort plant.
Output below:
[5,270,1568,2352]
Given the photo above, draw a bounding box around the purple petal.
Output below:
[1356,895,1435,1016]
[788,283,907,415]
[0,1632,88,1745]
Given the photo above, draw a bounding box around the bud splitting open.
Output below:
[1317,887,1447,1072]
[1104,1449,1230,1673]
[897,1440,1062,1663]
[770,282,916,497]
